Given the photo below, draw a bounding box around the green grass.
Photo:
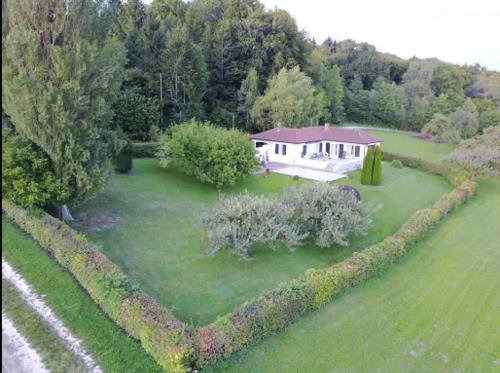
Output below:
[2,280,88,373]
[1,218,163,373]
[367,129,454,162]
[76,159,450,325]
[206,179,500,372]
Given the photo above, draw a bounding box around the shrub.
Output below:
[284,183,370,248]
[361,146,374,185]
[371,146,383,185]
[2,129,69,208]
[391,159,403,168]
[2,200,194,372]
[421,113,461,143]
[157,120,258,188]
[338,185,361,201]
[202,193,303,258]
[113,138,133,173]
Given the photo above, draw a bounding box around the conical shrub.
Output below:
[361,147,374,185]
[372,145,383,185]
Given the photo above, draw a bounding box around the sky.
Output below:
[260,0,500,71]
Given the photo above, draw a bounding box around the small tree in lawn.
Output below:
[361,147,374,185]
[372,146,383,185]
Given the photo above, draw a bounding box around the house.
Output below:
[250,124,383,173]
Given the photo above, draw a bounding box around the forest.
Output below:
[107,0,500,139]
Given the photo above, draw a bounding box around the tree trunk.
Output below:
[60,204,75,223]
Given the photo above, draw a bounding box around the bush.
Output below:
[284,183,370,248]
[113,137,133,173]
[113,89,159,141]
[421,113,461,143]
[157,120,258,188]
[202,193,303,258]
[2,200,194,372]
[371,146,383,185]
[2,129,69,208]
[391,159,403,168]
[361,146,374,185]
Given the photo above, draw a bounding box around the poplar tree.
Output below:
[361,147,374,185]
[372,146,383,185]
[2,0,126,221]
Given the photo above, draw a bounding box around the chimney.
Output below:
[324,123,330,130]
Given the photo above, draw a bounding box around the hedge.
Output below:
[130,142,158,158]
[2,200,194,373]
[192,157,476,368]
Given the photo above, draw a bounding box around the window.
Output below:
[275,144,279,154]
[282,144,287,155]
[255,142,266,148]
[325,142,330,154]
[355,146,360,157]
[302,145,307,157]
[319,142,323,153]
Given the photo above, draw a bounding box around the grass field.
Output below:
[207,179,500,372]
[367,129,454,162]
[75,159,449,325]
[1,218,163,373]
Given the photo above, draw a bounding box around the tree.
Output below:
[422,114,461,144]
[113,89,159,141]
[202,193,303,259]
[446,126,500,177]
[238,67,260,129]
[283,183,370,248]
[448,99,480,138]
[371,146,383,185]
[251,66,327,129]
[156,120,257,188]
[2,128,69,209]
[361,147,374,185]
[369,78,407,127]
[2,0,126,221]
[431,64,465,106]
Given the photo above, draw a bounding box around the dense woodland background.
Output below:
[106,0,500,138]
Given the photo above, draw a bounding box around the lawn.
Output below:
[206,179,500,372]
[367,129,454,162]
[1,218,163,373]
[75,159,450,325]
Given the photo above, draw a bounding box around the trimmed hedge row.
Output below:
[130,142,158,158]
[2,200,193,373]
[193,160,476,367]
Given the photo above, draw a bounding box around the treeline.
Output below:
[108,0,499,140]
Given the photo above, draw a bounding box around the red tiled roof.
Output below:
[250,126,383,144]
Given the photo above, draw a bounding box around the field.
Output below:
[367,129,454,161]
[1,219,163,373]
[207,179,500,372]
[75,159,450,325]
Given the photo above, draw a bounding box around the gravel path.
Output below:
[2,258,103,373]
[2,313,48,373]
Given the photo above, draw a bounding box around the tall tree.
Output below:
[2,0,126,220]
[251,66,327,129]
[238,67,260,129]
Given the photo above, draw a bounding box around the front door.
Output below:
[355,146,360,157]
[325,142,330,155]
[339,144,344,159]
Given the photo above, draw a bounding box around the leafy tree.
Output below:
[238,67,260,129]
[472,98,500,132]
[2,129,69,208]
[448,99,479,138]
[2,0,126,220]
[369,78,407,127]
[283,183,370,247]
[431,64,465,106]
[371,145,383,185]
[446,126,500,177]
[361,147,374,185]
[157,120,257,187]
[113,89,159,141]
[202,193,303,259]
[431,93,458,115]
[421,113,461,143]
[251,66,327,129]
[344,76,371,123]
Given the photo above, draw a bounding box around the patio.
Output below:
[271,166,346,182]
